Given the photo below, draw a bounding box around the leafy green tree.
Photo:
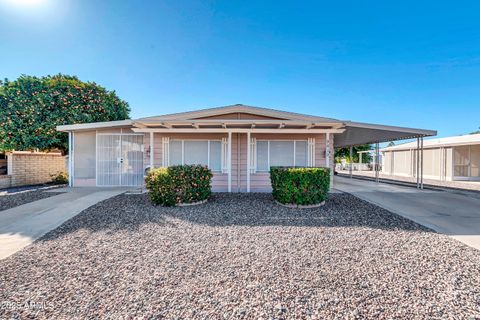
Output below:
[471,127,480,134]
[335,144,372,163]
[0,74,130,153]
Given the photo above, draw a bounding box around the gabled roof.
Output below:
[381,133,480,151]
[136,104,342,123]
[56,104,437,147]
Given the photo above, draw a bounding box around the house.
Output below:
[381,134,480,182]
[57,104,436,191]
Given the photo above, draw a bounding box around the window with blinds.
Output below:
[169,140,222,172]
[256,140,308,171]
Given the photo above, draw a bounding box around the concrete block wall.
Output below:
[2,152,67,188]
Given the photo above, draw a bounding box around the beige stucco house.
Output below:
[57,104,436,191]
[382,133,480,182]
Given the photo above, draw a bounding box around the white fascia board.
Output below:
[56,120,133,132]
[132,128,345,134]
[345,121,437,136]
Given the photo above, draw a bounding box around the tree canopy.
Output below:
[0,74,130,153]
[335,144,373,163]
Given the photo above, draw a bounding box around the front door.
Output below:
[97,134,144,186]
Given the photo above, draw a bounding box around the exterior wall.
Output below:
[72,127,141,187]
[0,175,12,189]
[149,132,331,192]
[73,131,96,186]
[2,152,66,188]
[382,145,480,182]
[70,129,333,192]
[445,147,453,181]
[248,133,329,192]
[151,133,228,192]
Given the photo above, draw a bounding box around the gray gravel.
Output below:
[0,185,64,212]
[0,193,479,319]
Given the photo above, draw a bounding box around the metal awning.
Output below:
[334,121,437,147]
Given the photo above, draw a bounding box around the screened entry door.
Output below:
[97,134,144,186]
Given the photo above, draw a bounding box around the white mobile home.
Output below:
[382,134,480,181]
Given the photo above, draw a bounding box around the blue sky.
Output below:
[1,0,479,138]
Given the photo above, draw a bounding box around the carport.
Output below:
[334,121,437,189]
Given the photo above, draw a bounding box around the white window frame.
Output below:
[169,139,223,172]
[255,140,309,172]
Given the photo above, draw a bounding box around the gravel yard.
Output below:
[0,193,479,319]
[0,185,64,212]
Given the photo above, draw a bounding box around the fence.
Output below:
[0,151,67,189]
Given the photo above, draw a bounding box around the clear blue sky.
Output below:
[1,0,479,138]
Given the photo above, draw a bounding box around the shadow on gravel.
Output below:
[39,192,433,241]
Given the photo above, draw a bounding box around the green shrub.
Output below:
[270,167,330,206]
[145,165,213,206]
[50,171,68,185]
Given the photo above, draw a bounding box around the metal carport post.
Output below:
[375,142,380,183]
[415,136,424,190]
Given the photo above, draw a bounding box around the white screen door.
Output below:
[97,134,144,186]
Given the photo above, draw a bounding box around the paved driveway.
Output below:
[334,176,480,250]
[0,187,129,259]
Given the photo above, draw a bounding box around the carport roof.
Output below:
[333,121,437,147]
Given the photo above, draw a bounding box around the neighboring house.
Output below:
[381,133,480,181]
[57,104,435,192]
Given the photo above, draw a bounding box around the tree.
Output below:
[335,144,373,163]
[0,74,130,153]
[471,127,480,134]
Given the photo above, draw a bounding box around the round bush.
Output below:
[270,167,330,206]
[145,165,213,206]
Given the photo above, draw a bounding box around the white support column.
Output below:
[420,136,424,189]
[349,146,353,178]
[228,131,232,193]
[416,137,420,188]
[150,132,154,169]
[325,133,330,168]
[71,132,75,186]
[68,131,72,187]
[246,132,251,192]
[375,142,380,183]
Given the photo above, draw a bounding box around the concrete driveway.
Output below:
[0,187,130,260]
[334,176,480,250]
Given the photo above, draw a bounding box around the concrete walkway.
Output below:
[0,188,128,260]
[334,176,480,250]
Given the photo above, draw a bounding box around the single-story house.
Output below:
[57,104,436,191]
[381,133,480,181]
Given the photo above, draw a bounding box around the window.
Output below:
[169,140,222,171]
[256,140,308,171]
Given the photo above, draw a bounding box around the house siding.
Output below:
[69,129,334,192]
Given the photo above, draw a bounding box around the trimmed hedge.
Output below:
[270,167,330,206]
[145,165,213,206]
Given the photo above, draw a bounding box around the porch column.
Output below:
[349,146,353,178]
[325,133,330,168]
[68,131,72,187]
[150,132,154,169]
[247,132,251,192]
[228,131,232,192]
